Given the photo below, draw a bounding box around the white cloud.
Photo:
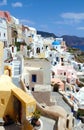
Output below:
[12,2,23,7]
[20,19,35,25]
[53,19,80,25]
[61,12,84,20]
[54,12,84,25]
[77,27,84,30]
[54,20,74,25]
[0,0,7,6]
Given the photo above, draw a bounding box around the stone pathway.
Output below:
[51,92,71,113]
[0,124,22,130]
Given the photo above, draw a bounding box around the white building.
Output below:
[11,16,19,25]
[0,18,8,47]
[22,59,51,90]
[52,40,61,52]
[72,87,84,109]
[28,26,37,38]
[33,35,44,57]
[47,50,61,66]
[3,47,23,78]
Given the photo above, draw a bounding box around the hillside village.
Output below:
[0,11,84,130]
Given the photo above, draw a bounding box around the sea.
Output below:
[72,45,84,51]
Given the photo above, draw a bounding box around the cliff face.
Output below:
[62,35,84,46]
[37,30,84,47]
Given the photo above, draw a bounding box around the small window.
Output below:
[4,33,6,37]
[66,119,69,128]
[61,58,63,62]
[61,63,64,66]
[36,48,40,53]
[1,98,5,105]
[46,46,48,49]
[32,87,34,91]
[56,57,59,62]
[32,75,37,82]
[64,72,66,75]
[12,46,14,52]
[50,54,52,57]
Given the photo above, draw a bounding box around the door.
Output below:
[13,96,22,123]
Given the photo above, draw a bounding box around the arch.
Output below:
[36,47,40,53]
[4,66,12,77]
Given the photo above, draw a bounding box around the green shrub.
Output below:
[32,110,41,120]
[77,109,84,116]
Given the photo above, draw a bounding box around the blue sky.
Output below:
[1,0,84,37]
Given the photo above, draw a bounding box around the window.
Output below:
[1,98,5,105]
[56,57,59,61]
[46,46,48,49]
[66,119,69,128]
[50,54,52,57]
[61,58,63,62]
[4,33,6,37]
[12,46,14,52]
[32,75,37,82]
[54,62,57,66]
[36,48,40,53]
[64,72,66,75]
[4,41,7,47]
[32,87,34,91]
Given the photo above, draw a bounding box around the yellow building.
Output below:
[0,75,36,130]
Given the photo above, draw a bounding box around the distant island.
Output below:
[37,31,84,51]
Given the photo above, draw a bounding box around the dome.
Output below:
[52,41,60,45]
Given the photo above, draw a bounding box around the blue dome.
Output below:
[52,41,60,45]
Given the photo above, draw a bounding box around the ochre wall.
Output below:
[0,91,14,119]
[22,119,33,130]
[26,102,36,117]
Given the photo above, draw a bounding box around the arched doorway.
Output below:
[4,66,12,77]
[36,47,40,53]
[13,96,22,123]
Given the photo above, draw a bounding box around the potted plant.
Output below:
[31,110,41,128]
